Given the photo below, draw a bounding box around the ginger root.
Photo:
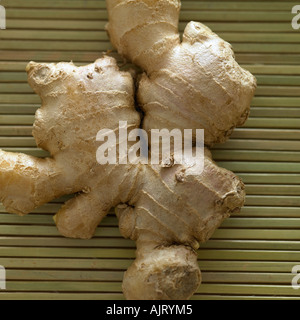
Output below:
[105,0,255,299]
[0,56,141,238]
[0,0,256,301]
[117,148,245,300]
[106,0,256,146]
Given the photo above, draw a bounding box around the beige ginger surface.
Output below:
[0,0,256,301]
[106,0,256,146]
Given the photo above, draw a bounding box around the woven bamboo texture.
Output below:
[0,0,299,300]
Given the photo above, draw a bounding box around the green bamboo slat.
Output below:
[0,95,40,104]
[0,137,36,147]
[202,240,300,251]
[219,162,300,173]
[0,257,133,270]
[256,76,300,86]
[232,43,300,54]
[0,30,107,41]
[220,33,300,44]
[201,272,294,285]
[0,40,112,52]
[212,150,300,162]
[0,293,125,300]
[239,174,300,185]
[212,229,300,240]
[255,86,300,97]
[0,237,135,248]
[221,218,300,229]
[241,207,300,218]
[6,19,107,31]
[0,126,33,136]
[245,185,300,196]
[0,105,37,114]
[243,65,300,75]
[0,72,27,82]
[181,2,298,11]
[249,109,300,119]
[5,9,108,20]
[252,97,300,107]
[179,12,293,22]
[231,129,300,140]
[0,115,36,125]
[212,248,297,262]
[214,140,300,151]
[235,54,300,65]
[0,84,33,93]
[2,0,107,9]
[0,225,61,237]
[0,225,123,238]
[0,62,30,71]
[6,269,124,282]
[0,51,102,62]
[196,284,300,296]
[0,246,135,258]
[5,281,122,292]
[245,195,300,207]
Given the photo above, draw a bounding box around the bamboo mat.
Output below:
[0,0,300,300]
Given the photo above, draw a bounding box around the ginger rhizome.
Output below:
[0,57,141,238]
[0,0,256,301]
[106,0,256,146]
[105,0,256,299]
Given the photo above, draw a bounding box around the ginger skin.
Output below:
[0,0,256,301]
[106,0,256,146]
[0,60,245,299]
[117,149,245,300]
[105,0,255,299]
[0,56,141,238]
